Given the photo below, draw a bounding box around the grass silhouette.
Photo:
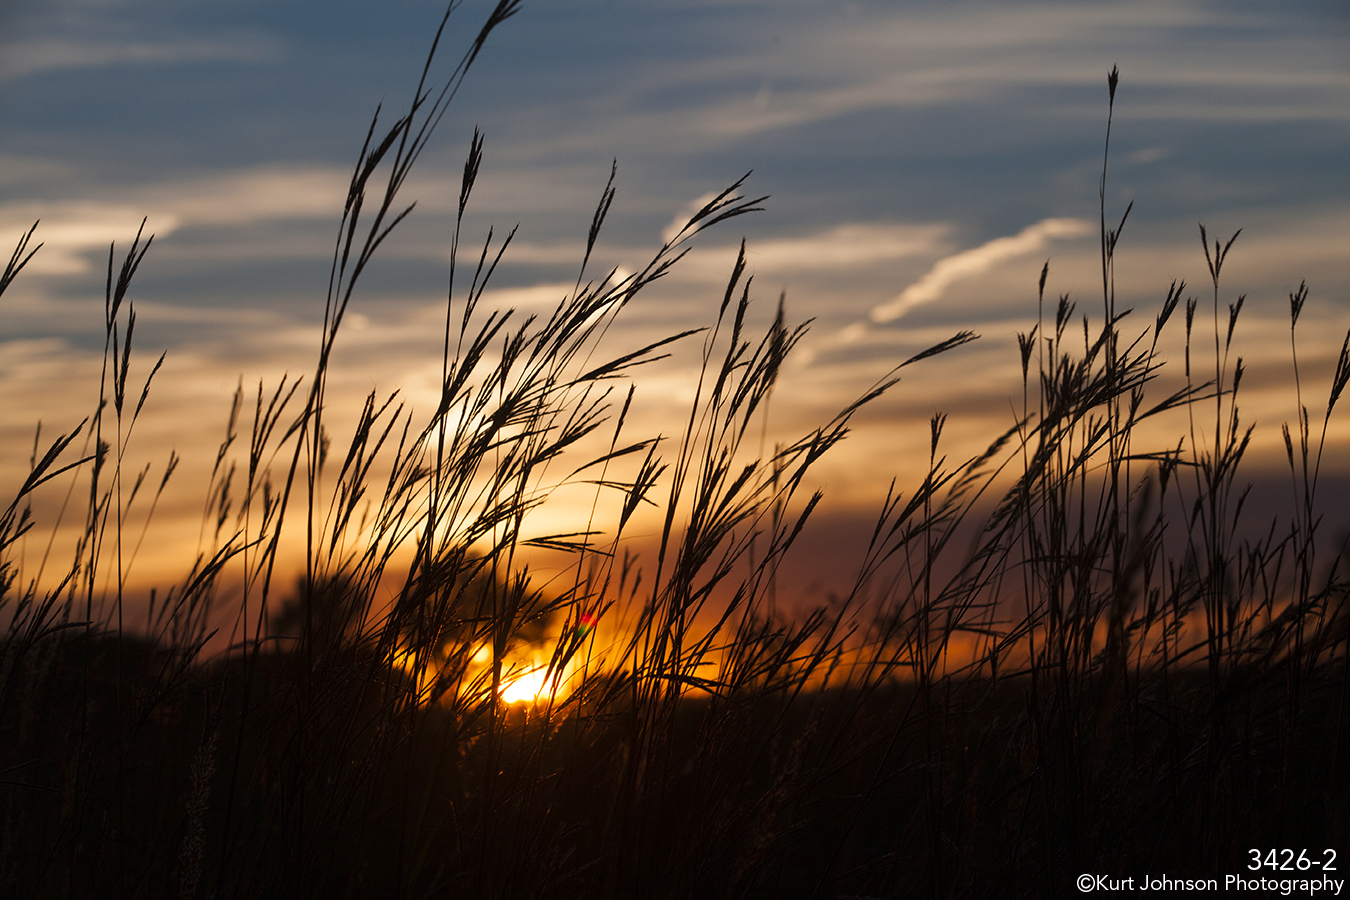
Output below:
[1,8,1348,900]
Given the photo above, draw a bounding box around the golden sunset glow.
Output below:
[499,662,553,705]
[2,1,1347,895]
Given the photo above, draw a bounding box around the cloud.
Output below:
[662,191,723,246]
[0,166,349,275]
[147,167,348,226]
[738,223,949,272]
[1127,146,1170,165]
[488,1,1348,163]
[0,34,283,80]
[657,222,951,294]
[0,205,180,276]
[870,218,1092,323]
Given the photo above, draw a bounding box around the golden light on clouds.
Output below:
[869,217,1094,324]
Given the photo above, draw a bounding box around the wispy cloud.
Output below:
[870,218,1092,324]
[0,34,284,80]
[665,213,949,274]
[145,167,348,226]
[0,166,349,274]
[738,223,949,272]
[488,1,1349,161]
[661,191,723,245]
[0,205,179,276]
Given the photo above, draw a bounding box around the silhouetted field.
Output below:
[2,4,1347,898]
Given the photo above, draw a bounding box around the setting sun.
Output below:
[2,0,1346,896]
[499,664,552,705]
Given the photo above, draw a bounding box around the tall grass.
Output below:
[1,9,1347,900]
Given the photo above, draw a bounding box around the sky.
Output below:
[1,0,1347,598]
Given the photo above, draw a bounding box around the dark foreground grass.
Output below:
[5,638,1347,899]
[2,7,1348,899]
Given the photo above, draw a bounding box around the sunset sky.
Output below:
[1,0,1347,595]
